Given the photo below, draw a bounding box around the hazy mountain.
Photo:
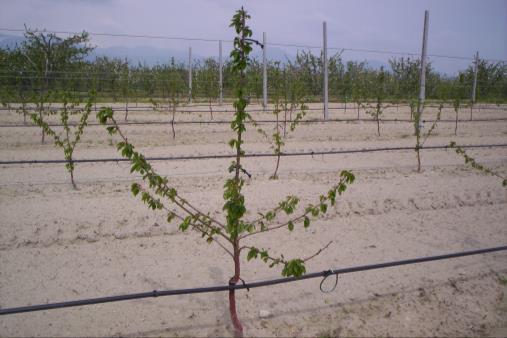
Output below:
[0,33,25,50]
[90,45,297,65]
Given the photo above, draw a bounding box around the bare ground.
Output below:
[0,102,506,337]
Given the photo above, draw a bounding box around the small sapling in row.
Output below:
[269,100,307,179]
[453,98,460,136]
[31,91,94,188]
[413,103,443,172]
[363,68,386,136]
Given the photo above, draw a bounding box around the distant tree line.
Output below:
[0,29,506,106]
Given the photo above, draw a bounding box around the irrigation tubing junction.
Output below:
[1,144,506,166]
[0,245,506,315]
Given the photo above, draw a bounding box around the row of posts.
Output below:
[185,12,480,119]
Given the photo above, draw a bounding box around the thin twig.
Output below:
[303,240,332,262]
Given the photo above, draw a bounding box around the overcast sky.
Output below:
[0,0,506,74]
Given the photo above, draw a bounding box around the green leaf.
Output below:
[282,259,306,277]
[116,141,126,150]
[106,126,117,135]
[260,250,269,262]
[167,188,177,200]
[288,221,294,231]
[265,211,275,221]
[141,191,150,202]
[303,216,310,228]
[247,247,259,261]
[179,216,191,231]
[320,203,328,214]
[131,183,140,196]
[311,208,319,217]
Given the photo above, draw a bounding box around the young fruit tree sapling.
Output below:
[31,91,93,188]
[97,8,354,337]
[414,103,442,172]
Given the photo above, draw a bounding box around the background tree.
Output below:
[17,27,93,143]
[195,58,220,118]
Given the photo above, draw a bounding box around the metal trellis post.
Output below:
[188,46,192,103]
[263,32,267,111]
[417,11,429,122]
[219,40,223,106]
[323,21,329,119]
[470,51,479,120]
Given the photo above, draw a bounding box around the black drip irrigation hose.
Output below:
[1,117,507,128]
[0,106,351,114]
[1,245,505,316]
[0,143,506,166]
[1,103,505,115]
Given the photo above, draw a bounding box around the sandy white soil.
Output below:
[0,102,506,337]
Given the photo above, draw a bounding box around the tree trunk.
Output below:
[39,108,45,144]
[124,99,129,121]
[70,161,76,189]
[417,148,421,172]
[228,244,243,337]
[171,104,176,139]
[271,112,281,179]
[22,103,27,124]
[454,108,459,135]
[209,97,213,120]
[272,153,281,180]
[283,108,287,138]
[416,136,421,173]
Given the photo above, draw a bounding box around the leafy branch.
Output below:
[242,171,355,238]
[449,142,506,186]
[244,240,333,277]
[97,107,231,244]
